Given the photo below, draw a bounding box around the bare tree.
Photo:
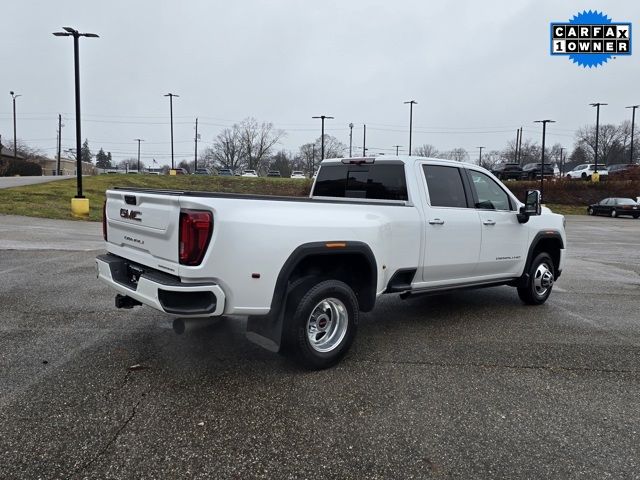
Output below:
[575,123,624,165]
[270,150,293,177]
[206,125,245,171]
[414,144,439,157]
[238,117,285,171]
[441,148,469,162]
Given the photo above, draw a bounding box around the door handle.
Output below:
[428,218,445,225]
[483,219,496,226]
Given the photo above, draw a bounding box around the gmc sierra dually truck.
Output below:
[96,156,566,369]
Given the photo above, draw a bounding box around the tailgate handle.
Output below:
[124,195,137,205]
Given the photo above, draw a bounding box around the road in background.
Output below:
[0,176,74,189]
[0,215,639,479]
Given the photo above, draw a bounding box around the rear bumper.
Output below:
[96,253,225,317]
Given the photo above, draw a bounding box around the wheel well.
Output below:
[288,253,377,312]
[532,237,561,275]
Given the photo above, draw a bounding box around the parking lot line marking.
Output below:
[0,251,77,275]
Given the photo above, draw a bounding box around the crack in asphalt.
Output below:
[71,385,153,480]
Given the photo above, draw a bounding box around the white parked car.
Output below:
[566,164,608,180]
[241,170,258,177]
[290,171,306,179]
[97,156,566,369]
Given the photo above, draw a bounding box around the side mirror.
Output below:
[517,190,541,224]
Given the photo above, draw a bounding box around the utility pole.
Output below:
[134,138,144,172]
[518,127,523,163]
[164,93,179,169]
[515,128,520,163]
[626,105,639,164]
[57,114,62,175]
[534,119,555,200]
[349,123,354,157]
[312,115,334,160]
[194,117,199,171]
[362,124,367,156]
[393,145,402,155]
[559,147,565,176]
[9,91,21,159]
[590,102,607,173]
[477,146,485,166]
[404,100,417,155]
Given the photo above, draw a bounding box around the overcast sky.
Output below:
[0,0,637,165]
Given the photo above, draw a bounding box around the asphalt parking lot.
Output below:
[1,214,639,479]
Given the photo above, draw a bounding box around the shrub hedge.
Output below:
[0,159,43,177]
[505,179,640,205]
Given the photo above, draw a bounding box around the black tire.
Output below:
[282,279,358,370]
[611,209,617,218]
[634,215,639,219]
[517,253,555,305]
[581,172,587,180]
[587,207,594,216]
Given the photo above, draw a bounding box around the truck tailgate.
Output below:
[105,190,181,267]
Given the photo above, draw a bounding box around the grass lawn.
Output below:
[0,174,588,222]
[0,175,312,222]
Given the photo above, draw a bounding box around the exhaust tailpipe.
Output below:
[172,317,217,335]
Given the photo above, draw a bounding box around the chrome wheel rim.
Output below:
[306,298,348,353]
[533,262,554,297]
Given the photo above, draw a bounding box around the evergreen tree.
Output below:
[95,148,111,169]
[80,139,93,164]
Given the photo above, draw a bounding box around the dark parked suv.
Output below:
[491,163,523,180]
[607,163,640,180]
[521,163,554,180]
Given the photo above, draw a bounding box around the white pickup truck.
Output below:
[97,156,566,369]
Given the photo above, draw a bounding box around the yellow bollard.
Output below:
[169,169,177,176]
[591,171,600,183]
[71,197,90,218]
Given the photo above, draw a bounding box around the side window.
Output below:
[314,164,408,200]
[468,170,512,211]
[600,198,610,205]
[422,165,468,208]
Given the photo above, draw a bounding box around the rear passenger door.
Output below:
[420,164,482,284]
[466,169,529,277]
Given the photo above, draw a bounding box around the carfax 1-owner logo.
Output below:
[551,10,632,68]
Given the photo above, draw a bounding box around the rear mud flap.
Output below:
[246,311,284,353]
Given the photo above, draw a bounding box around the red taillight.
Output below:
[179,209,213,266]
[102,201,108,241]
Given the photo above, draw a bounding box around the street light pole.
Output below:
[134,138,144,172]
[53,27,99,199]
[9,91,21,159]
[312,115,334,160]
[349,123,354,157]
[559,147,565,176]
[404,100,417,156]
[477,146,485,167]
[165,93,179,169]
[626,105,639,164]
[393,145,402,155]
[362,124,367,156]
[589,102,607,173]
[534,119,555,200]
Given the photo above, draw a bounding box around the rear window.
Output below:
[616,198,637,205]
[423,165,468,208]
[313,164,408,201]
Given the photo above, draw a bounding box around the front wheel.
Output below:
[587,207,594,216]
[611,209,617,218]
[518,253,555,305]
[283,279,358,370]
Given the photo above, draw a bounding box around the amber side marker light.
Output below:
[325,242,347,248]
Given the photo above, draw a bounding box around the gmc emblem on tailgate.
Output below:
[120,208,142,221]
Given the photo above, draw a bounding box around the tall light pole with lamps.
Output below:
[53,27,99,216]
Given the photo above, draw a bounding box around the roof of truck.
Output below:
[321,155,482,169]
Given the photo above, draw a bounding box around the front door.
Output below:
[467,169,529,277]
